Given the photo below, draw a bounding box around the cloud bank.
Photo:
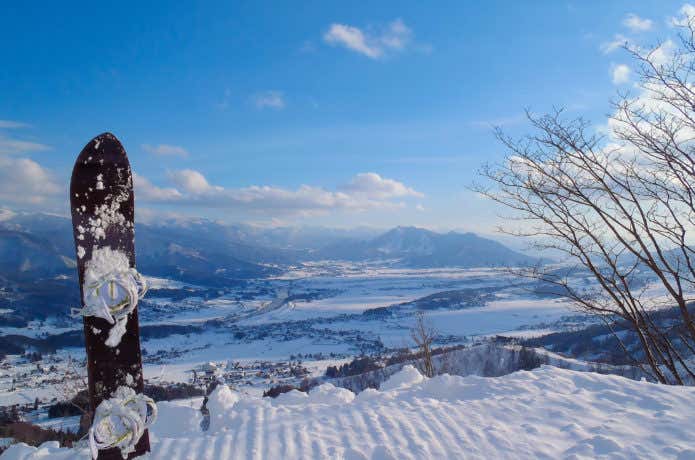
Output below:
[136,170,423,217]
[0,120,58,205]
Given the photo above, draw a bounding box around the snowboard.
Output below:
[70,132,150,459]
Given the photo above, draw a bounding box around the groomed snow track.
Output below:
[3,365,695,459]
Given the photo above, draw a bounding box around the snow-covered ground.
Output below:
[143,265,557,327]
[140,264,582,360]
[4,365,695,459]
[0,264,597,407]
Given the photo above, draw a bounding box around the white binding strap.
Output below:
[89,386,157,459]
[72,267,148,324]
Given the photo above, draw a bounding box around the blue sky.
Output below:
[0,0,688,232]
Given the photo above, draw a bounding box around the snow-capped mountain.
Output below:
[316,226,537,267]
[0,214,537,277]
[0,212,276,285]
[372,226,436,256]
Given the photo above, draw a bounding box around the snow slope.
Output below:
[3,365,695,459]
[331,344,647,393]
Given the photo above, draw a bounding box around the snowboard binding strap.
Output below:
[72,266,148,324]
[88,386,157,459]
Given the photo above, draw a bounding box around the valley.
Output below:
[0,260,592,408]
[0,212,654,428]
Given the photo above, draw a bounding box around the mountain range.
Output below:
[0,211,537,285]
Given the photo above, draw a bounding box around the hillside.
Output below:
[0,230,74,281]
[4,365,694,459]
[0,212,278,285]
[317,226,537,267]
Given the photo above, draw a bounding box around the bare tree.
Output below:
[475,18,695,384]
[411,311,436,378]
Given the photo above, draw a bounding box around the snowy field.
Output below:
[0,263,596,406]
[133,264,586,387]
[4,365,695,460]
[145,264,581,337]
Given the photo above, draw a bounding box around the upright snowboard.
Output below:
[70,133,150,459]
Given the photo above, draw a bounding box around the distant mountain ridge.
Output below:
[315,226,537,267]
[0,213,538,284]
[0,229,75,280]
[0,212,276,286]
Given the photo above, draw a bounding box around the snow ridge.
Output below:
[3,365,695,459]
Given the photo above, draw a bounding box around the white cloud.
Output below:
[133,173,182,201]
[671,4,695,26]
[340,172,423,199]
[0,134,50,155]
[323,19,413,59]
[0,120,58,204]
[0,119,49,155]
[380,19,411,50]
[600,34,629,54]
[0,120,30,129]
[168,169,221,194]
[0,156,60,204]
[622,13,653,32]
[142,144,189,157]
[252,91,285,110]
[650,39,676,66]
[612,64,631,84]
[225,185,360,214]
[324,24,379,58]
[135,171,423,216]
[607,79,695,148]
